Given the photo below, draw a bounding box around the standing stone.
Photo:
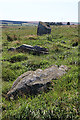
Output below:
[37,21,51,35]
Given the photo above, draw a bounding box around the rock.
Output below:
[61,41,66,44]
[16,44,49,54]
[8,47,16,51]
[16,44,34,52]
[34,45,48,52]
[37,21,51,35]
[72,42,78,47]
[7,65,68,99]
[59,65,68,71]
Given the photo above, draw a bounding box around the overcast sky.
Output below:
[0,0,79,22]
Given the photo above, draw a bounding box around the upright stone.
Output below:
[37,21,51,35]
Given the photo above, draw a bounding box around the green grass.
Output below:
[2,25,79,120]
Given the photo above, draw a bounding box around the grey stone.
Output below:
[16,44,34,51]
[37,21,51,35]
[34,45,48,52]
[7,65,68,98]
[16,44,49,54]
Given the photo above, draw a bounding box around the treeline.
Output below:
[45,22,70,25]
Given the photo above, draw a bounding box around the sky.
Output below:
[0,0,79,22]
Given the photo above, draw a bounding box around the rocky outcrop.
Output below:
[7,65,68,99]
[37,21,51,35]
[8,44,49,54]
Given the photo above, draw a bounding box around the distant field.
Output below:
[2,25,79,120]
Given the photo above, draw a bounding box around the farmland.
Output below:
[2,24,79,120]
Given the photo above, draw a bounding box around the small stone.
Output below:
[61,41,66,44]
[72,42,78,47]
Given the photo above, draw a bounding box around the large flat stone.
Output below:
[7,65,68,98]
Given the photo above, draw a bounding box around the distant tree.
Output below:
[45,22,50,27]
[67,22,70,25]
[59,22,63,25]
[50,22,56,25]
[56,22,63,25]
[52,22,56,25]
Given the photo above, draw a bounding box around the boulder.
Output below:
[7,65,68,99]
[37,21,51,35]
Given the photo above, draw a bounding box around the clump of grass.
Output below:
[51,43,61,52]
[12,40,21,46]
[6,34,13,41]
[13,35,17,40]
[2,68,16,81]
[2,81,13,94]
[6,34,18,42]
[71,38,78,43]
[46,35,53,41]
[10,62,24,70]
[40,59,49,66]
[25,60,41,71]
[56,43,70,49]
[8,53,28,63]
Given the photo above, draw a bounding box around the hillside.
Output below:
[0,20,39,26]
[2,24,79,120]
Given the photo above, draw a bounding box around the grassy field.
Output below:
[2,25,79,120]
